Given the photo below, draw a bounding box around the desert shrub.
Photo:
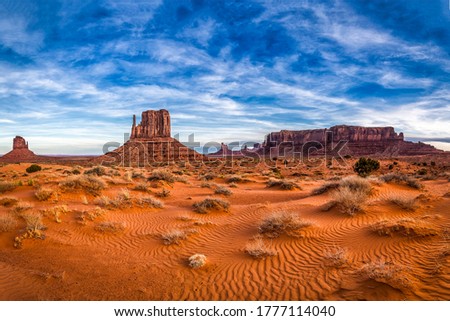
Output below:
[148,170,175,183]
[132,171,145,179]
[324,246,349,267]
[34,187,55,201]
[370,218,438,237]
[311,182,340,195]
[26,164,42,173]
[266,178,299,190]
[94,222,125,233]
[136,196,164,209]
[77,207,105,223]
[95,190,133,209]
[44,205,69,223]
[379,173,422,189]
[134,183,150,192]
[386,195,417,211]
[332,186,369,216]
[0,181,16,194]
[200,182,213,188]
[193,198,230,214]
[0,214,18,232]
[59,175,106,195]
[188,254,207,269]
[214,185,232,196]
[245,237,277,259]
[417,168,427,176]
[72,169,81,175]
[0,197,19,207]
[12,202,33,214]
[161,229,187,245]
[388,164,394,170]
[19,212,46,231]
[84,166,107,176]
[258,211,312,238]
[359,260,412,289]
[225,175,242,183]
[155,188,171,198]
[340,176,372,194]
[229,182,238,188]
[353,157,380,177]
[200,174,215,181]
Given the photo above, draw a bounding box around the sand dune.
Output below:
[0,161,448,300]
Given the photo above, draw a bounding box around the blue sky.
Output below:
[0,0,450,155]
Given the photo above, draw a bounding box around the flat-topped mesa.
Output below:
[13,136,29,150]
[131,109,171,140]
[263,125,442,156]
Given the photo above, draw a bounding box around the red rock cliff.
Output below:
[131,109,171,139]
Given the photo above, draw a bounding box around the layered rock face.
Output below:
[131,109,171,139]
[0,136,38,162]
[98,109,202,166]
[263,125,442,157]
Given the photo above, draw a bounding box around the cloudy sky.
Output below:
[0,0,449,155]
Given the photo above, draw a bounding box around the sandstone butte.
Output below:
[97,109,203,166]
[0,110,445,164]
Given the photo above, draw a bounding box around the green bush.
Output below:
[353,157,380,177]
[26,164,42,173]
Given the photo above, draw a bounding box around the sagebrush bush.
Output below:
[161,229,187,245]
[148,170,175,183]
[188,254,207,269]
[59,175,106,195]
[26,164,42,173]
[379,173,422,189]
[245,237,277,259]
[193,198,230,214]
[136,196,164,209]
[386,194,417,211]
[35,187,55,201]
[332,186,369,216]
[94,221,125,233]
[324,246,349,267]
[258,211,312,238]
[84,166,107,176]
[0,181,16,194]
[0,197,19,207]
[353,157,380,177]
[0,214,18,232]
[214,185,232,196]
[266,179,299,190]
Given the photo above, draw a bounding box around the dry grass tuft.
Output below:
[258,211,313,238]
[0,197,19,207]
[359,260,413,289]
[386,194,417,211]
[245,236,277,259]
[188,254,207,269]
[19,212,46,231]
[134,183,150,192]
[193,197,230,214]
[59,175,106,195]
[331,184,370,216]
[35,187,55,201]
[339,176,372,194]
[0,181,16,194]
[155,188,171,198]
[214,185,232,196]
[311,181,340,195]
[370,218,438,237]
[136,196,164,209]
[266,178,299,190]
[43,205,69,223]
[323,246,349,267]
[94,222,125,233]
[0,214,18,232]
[77,207,105,223]
[148,170,175,183]
[379,173,422,189]
[12,202,33,214]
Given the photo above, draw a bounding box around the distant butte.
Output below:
[96,109,203,166]
[0,136,39,162]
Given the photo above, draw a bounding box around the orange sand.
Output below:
[0,160,448,300]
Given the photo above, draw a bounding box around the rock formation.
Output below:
[0,136,38,162]
[98,109,203,166]
[131,109,171,139]
[262,125,443,157]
